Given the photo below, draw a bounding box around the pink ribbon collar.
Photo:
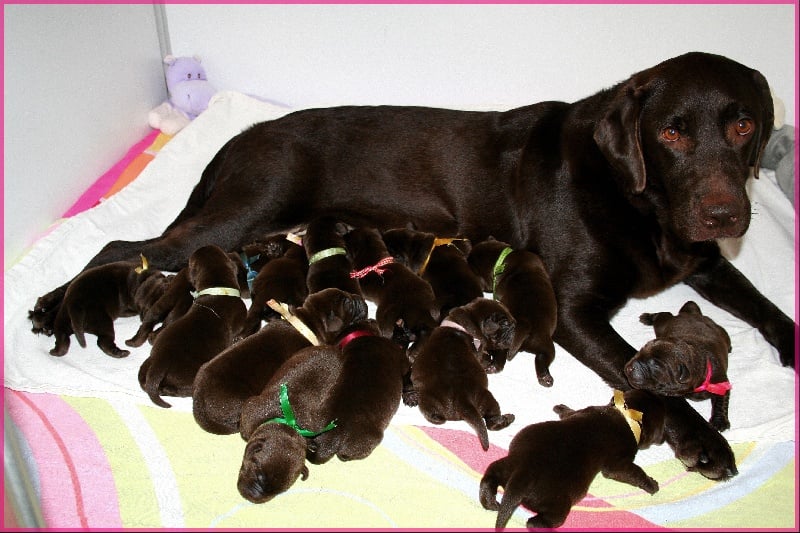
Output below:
[693,359,731,395]
[350,257,394,279]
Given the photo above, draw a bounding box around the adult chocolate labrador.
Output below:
[30,52,796,480]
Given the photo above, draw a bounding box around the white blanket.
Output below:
[3,91,796,450]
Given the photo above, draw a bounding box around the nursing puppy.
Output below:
[406,297,516,450]
[47,257,165,358]
[240,239,309,338]
[468,238,558,383]
[126,266,194,347]
[479,389,665,530]
[237,345,346,504]
[382,226,483,319]
[344,225,439,347]
[237,234,296,299]
[192,288,368,434]
[303,215,362,296]
[138,244,246,408]
[306,317,409,464]
[625,300,733,431]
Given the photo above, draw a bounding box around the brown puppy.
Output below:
[237,234,296,299]
[625,300,733,431]
[237,345,345,504]
[382,226,483,319]
[192,288,368,435]
[126,266,193,347]
[306,318,410,464]
[239,238,309,338]
[344,225,439,348]
[303,215,362,296]
[468,238,558,383]
[479,389,666,530]
[48,256,165,358]
[32,53,790,480]
[406,297,516,450]
[138,245,246,408]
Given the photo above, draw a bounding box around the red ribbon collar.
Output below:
[337,329,376,350]
[693,359,731,395]
[350,257,394,279]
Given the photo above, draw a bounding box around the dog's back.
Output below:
[304,215,362,295]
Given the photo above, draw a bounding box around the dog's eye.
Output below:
[662,127,680,142]
[734,118,753,136]
[677,364,690,383]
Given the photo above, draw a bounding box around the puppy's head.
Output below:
[448,297,516,352]
[189,244,241,291]
[237,423,309,504]
[619,389,666,449]
[381,227,436,272]
[624,338,706,395]
[296,288,369,343]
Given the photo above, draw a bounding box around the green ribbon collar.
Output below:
[260,383,337,437]
[308,247,347,265]
[491,247,513,296]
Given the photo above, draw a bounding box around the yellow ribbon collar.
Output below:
[613,389,643,445]
[190,287,241,299]
[418,237,467,275]
[266,299,320,346]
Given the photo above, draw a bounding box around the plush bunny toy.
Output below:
[148,55,217,135]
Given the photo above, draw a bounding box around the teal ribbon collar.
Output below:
[492,247,513,296]
[260,383,337,437]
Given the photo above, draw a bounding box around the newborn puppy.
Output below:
[238,344,345,504]
[303,215,362,296]
[468,238,558,383]
[382,226,483,319]
[479,389,666,530]
[240,238,309,338]
[126,266,193,347]
[192,288,368,434]
[344,225,439,348]
[625,300,733,431]
[237,234,296,299]
[138,244,247,408]
[406,297,516,450]
[48,256,165,357]
[306,317,410,464]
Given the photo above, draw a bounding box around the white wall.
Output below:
[165,3,795,123]
[3,4,165,269]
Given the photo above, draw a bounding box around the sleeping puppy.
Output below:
[306,317,410,464]
[303,215,362,296]
[406,297,516,450]
[48,256,166,358]
[343,225,439,348]
[625,300,733,431]
[237,344,345,504]
[467,238,558,383]
[382,226,483,319]
[138,244,247,408]
[239,238,309,338]
[192,287,368,435]
[479,389,665,530]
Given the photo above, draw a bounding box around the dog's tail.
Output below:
[639,312,655,326]
[463,405,490,451]
[495,491,523,531]
[138,358,173,408]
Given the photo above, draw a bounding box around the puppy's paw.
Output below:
[402,390,419,407]
[485,413,514,431]
[709,414,731,433]
[537,371,554,387]
[641,475,659,494]
[670,426,738,480]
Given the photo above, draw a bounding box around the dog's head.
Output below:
[295,288,369,344]
[237,423,309,504]
[189,244,241,291]
[381,227,437,272]
[446,297,516,352]
[594,51,773,243]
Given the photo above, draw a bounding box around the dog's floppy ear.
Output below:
[749,69,774,178]
[594,81,648,194]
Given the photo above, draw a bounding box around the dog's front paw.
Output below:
[402,389,419,407]
[641,475,659,494]
[485,413,515,431]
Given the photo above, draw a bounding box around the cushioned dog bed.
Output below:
[3,91,796,529]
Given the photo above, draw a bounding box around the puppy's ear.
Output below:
[594,81,648,194]
[749,69,774,177]
[679,300,702,316]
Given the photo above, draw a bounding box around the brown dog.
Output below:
[126,266,194,347]
[32,53,792,480]
[192,288,368,435]
[344,225,439,348]
[406,297,516,450]
[138,244,247,408]
[47,256,166,358]
[240,238,309,338]
[479,389,666,530]
[303,215,362,296]
[625,300,733,431]
[468,238,558,383]
[382,226,483,319]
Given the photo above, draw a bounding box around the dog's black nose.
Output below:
[701,202,739,229]
[624,360,646,386]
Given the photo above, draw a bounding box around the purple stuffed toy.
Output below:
[149,55,217,135]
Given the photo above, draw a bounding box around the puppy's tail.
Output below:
[495,491,523,531]
[139,359,173,408]
[639,312,655,326]
[464,406,490,451]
